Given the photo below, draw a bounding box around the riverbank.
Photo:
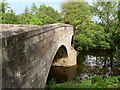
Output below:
[46,75,120,88]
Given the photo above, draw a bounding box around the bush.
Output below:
[45,75,120,88]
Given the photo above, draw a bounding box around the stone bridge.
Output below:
[0,23,76,88]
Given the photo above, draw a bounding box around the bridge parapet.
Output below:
[0,23,76,88]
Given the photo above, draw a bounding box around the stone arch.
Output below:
[46,45,69,84]
[52,45,68,66]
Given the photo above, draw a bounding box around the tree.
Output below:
[0,0,10,13]
[39,4,62,22]
[113,1,120,64]
[2,9,18,24]
[21,6,32,24]
[75,21,111,50]
[29,16,43,25]
[91,1,118,33]
[30,2,38,14]
[34,10,56,24]
[24,6,29,17]
[91,1,119,49]
[61,1,92,32]
[0,0,18,24]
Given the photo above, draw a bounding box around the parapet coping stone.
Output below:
[0,23,72,39]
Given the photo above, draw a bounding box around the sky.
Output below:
[8,1,62,14]
[5,0,94,15]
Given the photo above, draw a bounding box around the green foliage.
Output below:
[45,78,56,89]
[91,1,118,33]
[75,23,110,50]
[18,4,62,25]
[46,78,80,88]
[113,1,120,65]
[61,1,92,30]
[91,75,102,84]
[0,0,10,13]
[80,79,92,88]
[74,1,119,51]
[0,1,62,25]
[91,1,119,49]
[2,9,19,24]
[91,75,120,88]
[39,4,62,22]
[48,78,56,86]
[114,46,120,65]
[30,2,38,14]
[29,17,43,25]
[46,75,120,88]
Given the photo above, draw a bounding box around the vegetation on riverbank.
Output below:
[46,75,120,88]
[75,24,111,50]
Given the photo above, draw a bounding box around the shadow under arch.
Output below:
[52,45,68,66]
[46,45,77,84]
[46,45,70,84]
[71,35,74,47]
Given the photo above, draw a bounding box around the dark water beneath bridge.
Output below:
[47,50,120,83]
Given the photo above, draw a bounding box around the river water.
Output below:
[47,50,120,83]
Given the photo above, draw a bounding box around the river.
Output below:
[47,50,120,83]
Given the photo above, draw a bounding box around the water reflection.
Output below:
[47,66,77,83]
[47,50,120,83]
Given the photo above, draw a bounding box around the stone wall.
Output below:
[0,23,76,88]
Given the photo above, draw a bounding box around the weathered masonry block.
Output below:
[0,23,76,88]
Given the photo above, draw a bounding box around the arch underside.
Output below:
[52,45,68,66]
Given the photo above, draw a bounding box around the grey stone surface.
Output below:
[1,23,76,88]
